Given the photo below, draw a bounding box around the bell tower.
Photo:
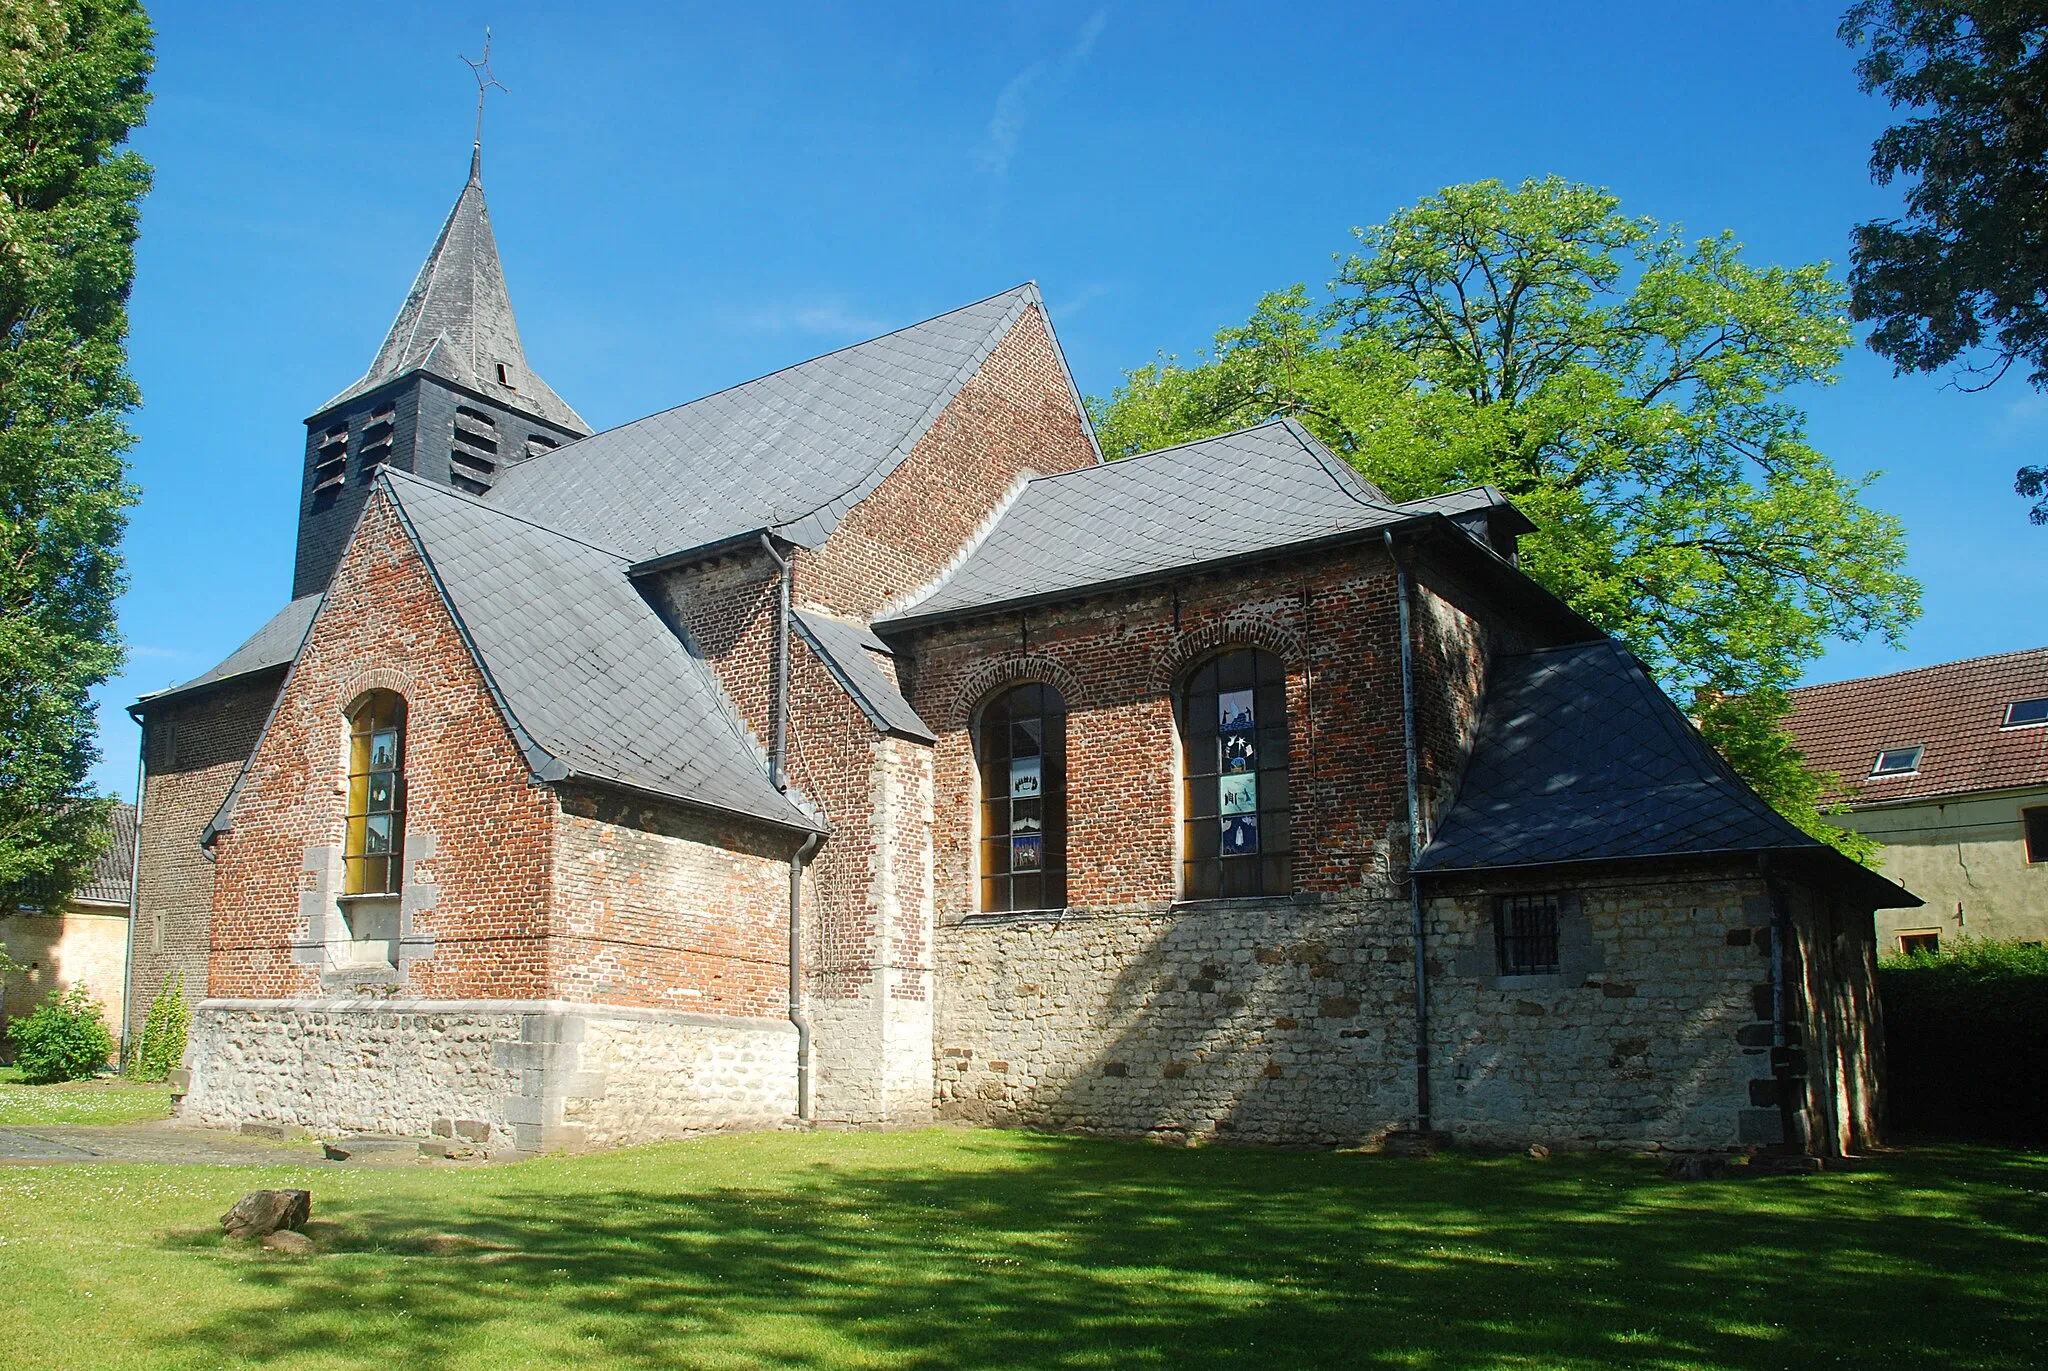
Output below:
[291,137,590,598]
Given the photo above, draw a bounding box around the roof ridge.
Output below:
[505,282,1043,480]
[766,286,1036,528]
[1275,417,1403,513]
[1029,418,1302,485]
[380,469,634,562]
[1792,644,2048,696]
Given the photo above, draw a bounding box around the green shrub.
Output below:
[1878,938,2048,1145]
[8,985,115,1084]
[130,974,189,1082]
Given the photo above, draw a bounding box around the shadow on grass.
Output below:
[155,1135,2048,1370]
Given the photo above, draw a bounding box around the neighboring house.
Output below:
[1786,648,2048,954]
[130,143,1916,1160]
[0,803,135,1058]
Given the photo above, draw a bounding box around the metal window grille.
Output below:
[976,683,1067,913]
[1496,894,1561,975]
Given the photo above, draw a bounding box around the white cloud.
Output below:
[976,10,1109,185]
[735,299,888,338]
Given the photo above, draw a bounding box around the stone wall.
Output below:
[934,865,1857,1153]
[936,895,1419,1145]
[183,998,795,1154]
[1426,870,1780,1151]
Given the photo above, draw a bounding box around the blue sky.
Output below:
[94,2,2046,796]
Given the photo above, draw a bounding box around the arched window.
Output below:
[977,683,1067,912]
[1180,648,1291,899]
[343,692,406,895]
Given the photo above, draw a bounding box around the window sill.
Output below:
[1169,894,1321,912]
[337,892,402,904]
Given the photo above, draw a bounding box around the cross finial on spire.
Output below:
[460,26,508,181]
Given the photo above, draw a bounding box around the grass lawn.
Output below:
[0,1068,173,1126]
[0,1130,2040,1371]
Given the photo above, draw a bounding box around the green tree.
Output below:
[1091,179,1914,859]
[1839,1,2048,522]
[0,0,152,909]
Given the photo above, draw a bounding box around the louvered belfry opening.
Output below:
[450,405,500,495]
[310,421,349,497]
[359,401,396,471]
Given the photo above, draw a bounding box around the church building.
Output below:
[127,147,1915,1158]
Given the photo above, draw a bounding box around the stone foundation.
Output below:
[183,998,796,1154]
[935,896,1420,1146]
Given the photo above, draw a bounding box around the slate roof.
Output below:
[486,284,1075,563]
[876,420,1494,629]
[381,472,817,831]
[134,594,322,708]
[324,152,590,435]
[75,802,136,906]
[1417,641,1919,906]
[1785,647,2048,805]
[793,611,935,743]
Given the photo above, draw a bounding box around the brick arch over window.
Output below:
[1148,619,1304,697]
[946,654,1090,730]
[339,666,418,716]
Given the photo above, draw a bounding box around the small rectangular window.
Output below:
[2025,807,2048,864]
[1870,746,1923,777]
[1496,893,1561,975]
[2003,697,2048,729]
[1897,930,1940,957]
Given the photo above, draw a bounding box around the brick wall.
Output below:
[809,304,1097,617]
[548,785,795,1018]
[130,674,280,1039]
[905,543,1496,915]
[210,489,555,999]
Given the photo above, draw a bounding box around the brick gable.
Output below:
[210,489,554,999]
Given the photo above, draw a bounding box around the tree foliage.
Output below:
[0,0,152,908]
[1091,179,1916,859]
[1839,0,2048,522]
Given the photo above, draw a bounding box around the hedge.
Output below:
[1878,939,2048,1146]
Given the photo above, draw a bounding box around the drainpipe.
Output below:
[1385,530,1432,1133]
[789,831,821,1123]
[119,724,148,1062]
[758,534,792,791]
[1761,855,1800,1151]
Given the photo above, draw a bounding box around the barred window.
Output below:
[1496,894,1561,975]
[343,692,406,896]
[977,684,1067,913]
[1180,648,1292,899]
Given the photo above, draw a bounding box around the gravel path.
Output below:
[0,1121,329,1166]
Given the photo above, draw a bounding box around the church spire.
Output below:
[319,30,585,436]
[319,151,589,436]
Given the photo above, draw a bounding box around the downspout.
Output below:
[1761,855,1801,1151]
[760,533,813,1122]
[1385,530,1431,1133]
[119,723,148,1063]
[758,535,793,791]
[789,831,821,1124]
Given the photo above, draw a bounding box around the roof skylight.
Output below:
[2002,697,2048,729]
[1870,746,1923,777]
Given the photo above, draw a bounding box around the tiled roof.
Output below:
[383,472,818,832]
[1418,641,1918,907]
[1785,646,2048,805]
[793,611,935,743]
[486,285,1067,564]
[324,154,589,435]
[75,802,136,905]
[135,594,323,708]
[876,420,1450,628]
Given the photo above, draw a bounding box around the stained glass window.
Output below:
[344,691,406,896]
[1180,649,1291,899]
[977,683,1067,912]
